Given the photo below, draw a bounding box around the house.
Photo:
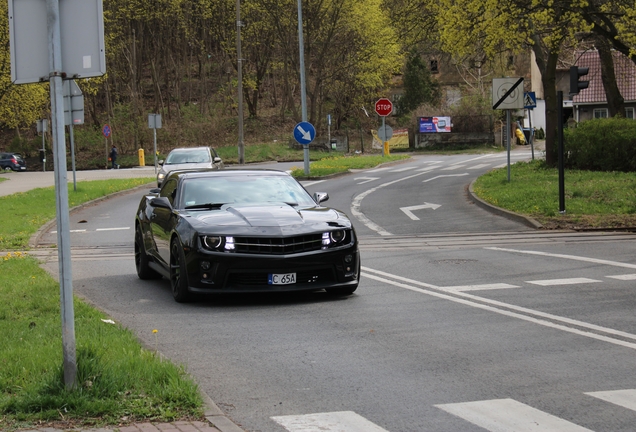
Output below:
[572,50,636,121]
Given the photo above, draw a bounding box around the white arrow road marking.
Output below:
[272,411,389,432]
[400,202,441,220]
[441,165,465,170]
[354,177,379,184]
[351,169,440,236]
[296,125,312,141]
[422,173,469,183]
[436,398,593,432]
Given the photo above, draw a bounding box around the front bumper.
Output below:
[184,245,360,294]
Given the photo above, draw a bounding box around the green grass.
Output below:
[0,253,203,430]
[473,160,636,229]
[0,178,154,250]
[215,142,345,164]
[290,154,410,177]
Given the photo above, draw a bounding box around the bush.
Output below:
[564,117,636,172]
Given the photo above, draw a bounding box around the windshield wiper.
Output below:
[184,202,228,210]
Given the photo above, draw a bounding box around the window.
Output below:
[625,107,634,119]
[593,108,608,119]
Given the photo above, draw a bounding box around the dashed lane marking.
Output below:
[526,278,602,286]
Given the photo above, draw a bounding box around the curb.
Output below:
[467,179,544,229]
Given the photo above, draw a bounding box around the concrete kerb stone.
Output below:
[467,179,544,229]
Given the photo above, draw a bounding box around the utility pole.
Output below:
[236,0,245,165]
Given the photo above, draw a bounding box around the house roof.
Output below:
[573,50,636,104]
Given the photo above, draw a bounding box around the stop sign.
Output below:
[375,98,393,116]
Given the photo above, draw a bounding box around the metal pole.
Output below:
[47,0,77,390]
[42,123,46,172]
[236,0,245,165]
[69,124,77,191]
[558,90,565,213]
[528,108,534,160]
[297,0,310,175]
[328,115,331,151]
[506,109,511,182]
[153,126,157,173]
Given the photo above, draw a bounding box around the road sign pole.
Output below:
[506,109,511,182]
[297,0,309,175]
[47,0,77,390]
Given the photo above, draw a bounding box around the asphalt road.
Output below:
[27,151,636,432]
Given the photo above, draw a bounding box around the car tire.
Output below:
[170,238,192,303]
[135,227,161,280]
[4,166,12,172]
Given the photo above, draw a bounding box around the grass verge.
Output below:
[290,154,410,177]
[0,253,203,431]
[215,142,345,164]
[1,177,202,429]
[472,160,636,229]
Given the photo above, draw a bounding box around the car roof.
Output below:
[166,168,289,182]
[167,146,211,153]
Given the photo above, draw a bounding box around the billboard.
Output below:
[419,117,451,133]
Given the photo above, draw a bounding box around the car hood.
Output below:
[183,203,350,235]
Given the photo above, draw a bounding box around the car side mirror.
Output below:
[158,160,164,166]
[149,196,172,209]
[313,192,329,204]
[213,157,222,163]
[149,188,160,194]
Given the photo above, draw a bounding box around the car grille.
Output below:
[228,268,335,286]
[233,234,323,254]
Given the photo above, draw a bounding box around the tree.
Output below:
[0,0,49,134]
[433,0,589,165]
[396,49,440,115]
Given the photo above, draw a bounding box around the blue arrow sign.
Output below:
[293,121,316,144]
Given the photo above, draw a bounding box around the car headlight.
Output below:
[322,230,350,249]
[201,235,235,252]
[157,172,166,181]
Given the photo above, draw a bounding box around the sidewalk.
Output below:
[0,166,158,197]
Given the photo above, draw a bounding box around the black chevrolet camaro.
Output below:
[135,169,360,302]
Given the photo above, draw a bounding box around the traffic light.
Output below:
[569,66,589,96]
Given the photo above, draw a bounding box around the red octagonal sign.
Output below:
[375,98,393,116]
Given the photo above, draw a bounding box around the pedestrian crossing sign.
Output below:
[524,92,537,109]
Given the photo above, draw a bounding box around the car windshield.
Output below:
[181,175,316,209]
[165,149,210,164]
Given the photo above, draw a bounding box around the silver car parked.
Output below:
[157,146,224,186]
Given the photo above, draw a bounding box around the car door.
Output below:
[150,178,178,266]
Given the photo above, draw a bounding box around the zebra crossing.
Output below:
[272,388,636,431]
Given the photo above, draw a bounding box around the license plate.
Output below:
[268,273,296,285]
